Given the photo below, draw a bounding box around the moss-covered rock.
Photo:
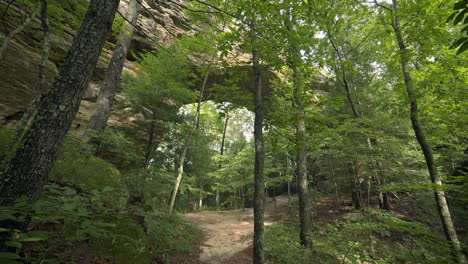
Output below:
[89,216,152,264]
[50,137,125,190]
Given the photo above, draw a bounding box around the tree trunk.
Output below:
[251,24,265,264]
[145,111,157,166]
[168,72,209,214]
[88,0,140,133]
[284,10,313,247]
[199,181,203,210]
[0,0,120,204]
[326,29,359,118]
[351,161,362,209]
[217,110,229,210]
[0,8,36,61]
[390,1,465,262]
[0,0,50,166]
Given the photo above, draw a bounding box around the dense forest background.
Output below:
[0,0,467,263]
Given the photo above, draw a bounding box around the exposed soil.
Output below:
[184,195,373,264]
[184,194,291,264]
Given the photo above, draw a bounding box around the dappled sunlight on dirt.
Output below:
[184,194,291,264]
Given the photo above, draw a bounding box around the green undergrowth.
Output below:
[1,129,199,263]
[89,216,152,264]
[1,185,200,264]
[265,208,455,264]
[50,136,125,192]
[145,212,198,264]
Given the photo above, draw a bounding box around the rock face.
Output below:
[0,0,192,128]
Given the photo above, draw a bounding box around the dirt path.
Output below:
[184,195,291,264]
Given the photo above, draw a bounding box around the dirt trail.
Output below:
[184,195,291,264]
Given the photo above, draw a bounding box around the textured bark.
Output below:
[0,0,120,204]
[284,11,313,249]
[216,111,229,210]
[295,114,312,248]
[351,161,363,209]
[291,65,312,248]
[390,1,465,263]
[251,25,265,264]
[168,73,209,214]
[0,9,36,61]
[145,111,157,166]
[88,0,140,133]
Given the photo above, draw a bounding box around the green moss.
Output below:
[50,137,124,190]
[0,127,13,148]
[89,216,152,264]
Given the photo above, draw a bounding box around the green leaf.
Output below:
[0,252,20,259]
[18,236,45,242]
[0,227,10,232]
[454,10,467,25]
[450,37,468,49]
[446,12,457,23]
[456,40,468,54]
[0,214,18,221]
[454,0,467,10]
[5,240,22,248]
[0,261,22,264]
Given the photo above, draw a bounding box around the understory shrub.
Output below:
[145,212,198,264]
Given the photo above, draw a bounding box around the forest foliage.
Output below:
[0,0,467,263]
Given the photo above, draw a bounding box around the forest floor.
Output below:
[184,194,359,264]
[184,194,293,264]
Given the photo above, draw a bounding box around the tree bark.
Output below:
[0,0,120,204]
[88,0,140,133]
[168,72,209,214]
[0,8,36,61]
[284,10,313,249]
[251,24,265,264]
[145,111,157,166]
[390,1,466,263]
[216,110,229,210]
[0,0,50,166]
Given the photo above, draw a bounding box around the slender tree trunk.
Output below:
[145,111,157,166]
[0,0,120,204]
[251,24,265,264]
[284,10,313,247]
[351,161,362,209]
[217,111,229,210]
[1,0,49,165]
[291,66,313,248]
[390,1,465,262]
[88,0,140,134]
[326,30,359,118]
[168,72,209,214]
[0,8,36,61]
[199,181,203,210]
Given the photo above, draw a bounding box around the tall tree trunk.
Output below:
[145,111,157,166]
[352,161,363,209]
[390,1,465,262]
[0,0,120,204]
[88,0,140,134]
[168,72,209,214]
[291,66,313,249]
[216,110,229,210]
[326,30,359,118]
[198,181,203,210]
[284,10,313,248]
[1,0,50,165]
[251,24,265,264]
[0,7,36,61]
